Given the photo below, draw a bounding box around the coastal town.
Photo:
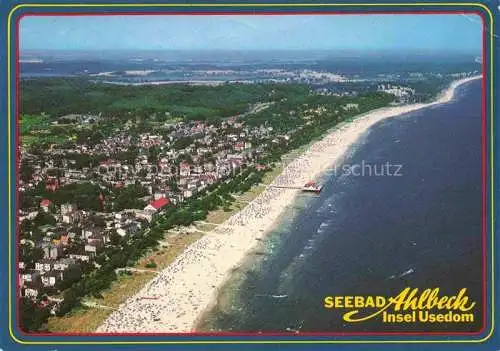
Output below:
[19,116,275,299]
[19,83,381,329]
[17,70,478,332]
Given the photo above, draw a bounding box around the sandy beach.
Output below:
[96,75,481,333]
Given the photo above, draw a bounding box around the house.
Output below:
[144,197,169,213]
[61,204,78,224]
[45,179,59,192]
[98,159,121,173]
[84,244,99,258]
[87,234,105,248]
[179,162,191,177]
[192,165,203,174]
[200,174,217,186]
[69,253,90,262]
[116,221,142,237]
[21,270,41,283]
[61,203,76,216]
[153,192,165,200]
[203,162,215,172]
[132,209,153,223]
[24,282,41,298]
[42,271,61,287]
[59,234,70,246]
[43,244,61,260]
[40,199,52,212]
[19,211,38,222]
[53,258,76,271]
[35,259,54,272]
[234,142,245,152]
[62,213,73,224]
[82,227,100,240]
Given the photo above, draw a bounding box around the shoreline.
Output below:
[96,75,481,333]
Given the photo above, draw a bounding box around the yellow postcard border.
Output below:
[6,2,495,345]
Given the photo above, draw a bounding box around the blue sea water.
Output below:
[198,79,483,333]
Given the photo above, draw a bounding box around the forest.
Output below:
[21,78,309,121]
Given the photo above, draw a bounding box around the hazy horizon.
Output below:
[20,48,481,63]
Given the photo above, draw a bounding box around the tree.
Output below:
[20,161,34,183]
[109,230,122,245]
[57,288,80,316]
[113,183,147,211]
[89,215,106,227]
[19,298,50,332]
[33,211,56,227]
[19,244,44,269]
[176,154,193,165]
[56,265,83,291]
[148,146,161,164]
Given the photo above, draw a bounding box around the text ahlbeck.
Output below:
[324,287,476,323]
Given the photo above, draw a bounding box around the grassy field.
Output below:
[47,306,113,333]
[84,271,157,308]
[20,114,74,146]
[47,271,156,332]
[47,231,206,332]
[20,114,49,134]
[136,231,204,270]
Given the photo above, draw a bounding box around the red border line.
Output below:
[14,10,489,338]
[16,10,481,16]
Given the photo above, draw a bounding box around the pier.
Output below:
[268,181,323,193]
[267,185,303,190]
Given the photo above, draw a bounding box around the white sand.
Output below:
[96,75,481,333]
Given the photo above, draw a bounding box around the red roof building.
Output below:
[45,179,59,192]
[40,199,52,208]
[60,234,69,246]
[144,197,169,213]
[234,142,245,151]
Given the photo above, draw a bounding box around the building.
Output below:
[61,203,77,223]
[61,203,76,216]
[53,258,76,272]
[131,209,153,223]
[42,244,61,260]
[21,270,41,283]
[116,221,142,237]
[69,253,90,262]
[179,162,191,177]
[40,199,52,212]
[42,271,61,287]
[24,282,41,298]
[35,259,54,272]
[84,244,99,259]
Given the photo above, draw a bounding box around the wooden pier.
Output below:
[267,185,303,190]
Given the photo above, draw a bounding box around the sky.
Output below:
[20,14,482,54]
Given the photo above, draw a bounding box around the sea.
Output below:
[197,79,483,333]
